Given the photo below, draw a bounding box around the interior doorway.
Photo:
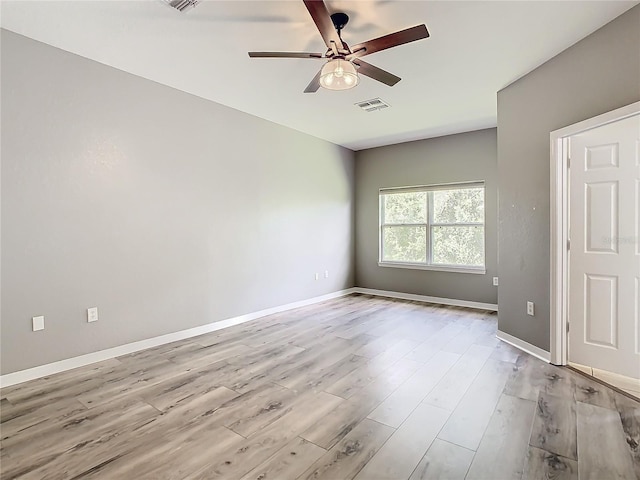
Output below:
[550,101,640,398]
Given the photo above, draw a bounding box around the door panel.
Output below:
[569,113,640,379]
[586,143,618,170]
[585,181,618,253]
[584,274,617,348]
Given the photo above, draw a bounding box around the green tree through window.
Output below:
[380,184,485,270]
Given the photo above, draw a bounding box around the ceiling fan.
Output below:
[248,0,430,93]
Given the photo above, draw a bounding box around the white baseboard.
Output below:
[353,287,498,312]
[496,330,551,363]
[0,288,357,388]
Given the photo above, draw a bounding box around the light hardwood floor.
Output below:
[1,294,638,479]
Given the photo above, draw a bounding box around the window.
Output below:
[379,182,485,273]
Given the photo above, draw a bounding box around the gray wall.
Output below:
[497,6,640,351]
[355,128,498,305]
[0,30,355,374]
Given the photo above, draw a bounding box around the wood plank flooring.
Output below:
[570,363,640,400]
[1,294,638,479]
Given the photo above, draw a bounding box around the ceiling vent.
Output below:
[355,98,390,112]
[164,0,200,12]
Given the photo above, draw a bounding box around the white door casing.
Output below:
[551,102,640,369]
[567,113,640,379]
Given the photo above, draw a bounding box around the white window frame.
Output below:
[379,181,486,274]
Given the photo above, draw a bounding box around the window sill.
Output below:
[378,262,486,275]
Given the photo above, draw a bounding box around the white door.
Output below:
[568,113,640,379]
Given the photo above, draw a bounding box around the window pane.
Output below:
[382,226,427,263]
[383,192,426,224]
[432,225,484,266]
[432,188,484,224]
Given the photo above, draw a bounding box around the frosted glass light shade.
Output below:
[319,59,359,90]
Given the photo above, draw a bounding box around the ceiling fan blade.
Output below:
[347,24,429,59]
[303,0,343,50]
[304,69,323,93]
[352,59,401,87]
[249,52,324,59]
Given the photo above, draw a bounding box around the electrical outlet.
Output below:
[32,315,45,331]
[527,301,534,316]
[493,277,499,286]
[314,273,319,281]
[324,270,329,279]
[87,307,98,323]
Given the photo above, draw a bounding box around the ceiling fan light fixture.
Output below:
[319,59,359,90]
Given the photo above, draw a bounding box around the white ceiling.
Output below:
[1,1,637,150]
